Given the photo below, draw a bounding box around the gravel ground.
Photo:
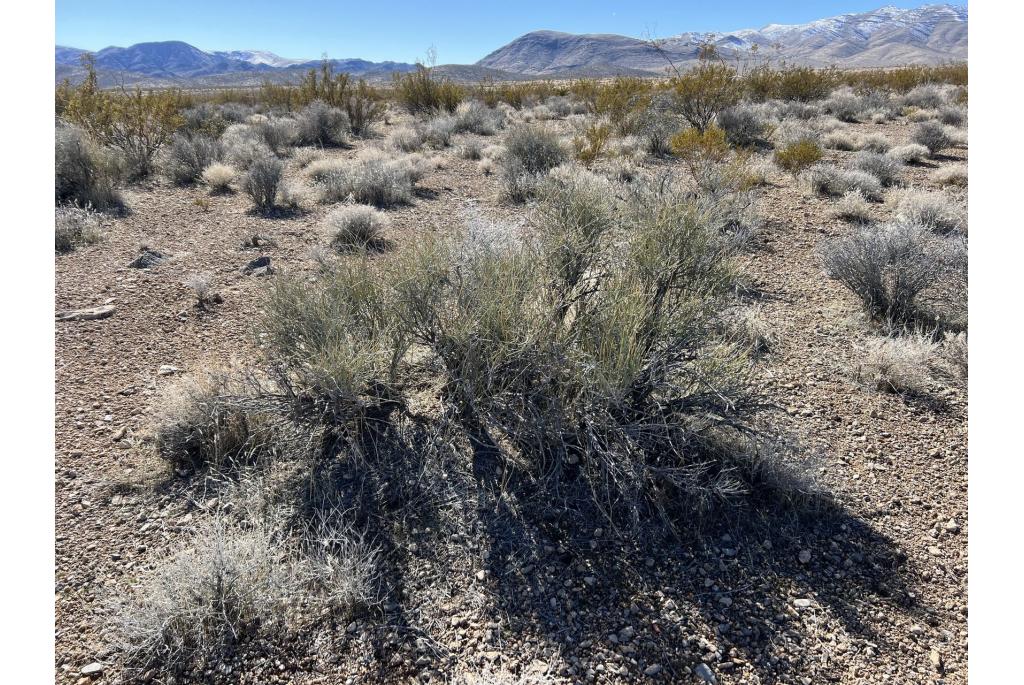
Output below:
[55,111,967,684]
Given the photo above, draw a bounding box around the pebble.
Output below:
[798,549,812,564]
[158,365,180,376]
[794,598,813,608]
[80,662,104,676]
[644,663,663,676]
[694,662,717,684]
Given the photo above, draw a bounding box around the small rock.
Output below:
[694,662,717,684]
[128,249,169,269]
[618,626,635,641]
[243,256,274,276]
[158,365,180,376]
[475,570,486,581]
[793,598,813,608]
[644,664,663,677]
[80,663,104,676]
[798,549,812,564]
[56,305,116,322]
[929,649,943,672]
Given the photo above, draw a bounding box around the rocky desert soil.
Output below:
[55,111,967,684]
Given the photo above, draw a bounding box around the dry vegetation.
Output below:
[55,58,967,684]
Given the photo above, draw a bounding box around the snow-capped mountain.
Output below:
[212,50,307,68]
[479,4,966,76]
[663,4,967,66]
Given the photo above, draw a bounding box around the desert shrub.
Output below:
[325,205,389,251]
[821,221,941,322]
[389,126,424,152]
[110,515,377,677]
[221,124,273,170]
[478,158,496,176]
[803,163,882,200]
[888,143,929,165]
[938,331,967,387]
[55,125,123,209]
[453,100,504,135]
[772,119,820,147]
[671,126,731,189]
[201,163,236,191]
[181,103,229,137]
[822,89,865,122]
[60,58,185,178]
[253,116,298,154]
[832,189,872,223]
[774,139,823,175]
[856,334,936,394]
[822,130,859,151]
[670,62,740,131]
[718,104,773,148]
[895,189,965,233]
[261,262,407,415]
[572,120,612,165]
[165,133,221,185]
[503,125,567,174]
[343,79,387,137]
[393,65,464,114]
[387,175,790,524]
[634,93,681,156]
[458,140,484,160]
[859,133,892,153]
[152,369,290,471]
[418,114,457,148]
[933,164,967,187]
[852,151,902,187]
[290,147,322,169]
[295,101,350,147]
[938,106,966,127]
[244,154,284,212]
[55,205,102,252]
[911,121,952,156]
[313,152,418,207]
[902,84,946,110]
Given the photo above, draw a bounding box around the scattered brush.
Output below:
[933,164,967,187]
[802,163,882,200]
[894,189,965,233]
[325,204,390,251]
[244,154,284,212]
[911,121,952,156]
[55,205,102,253]
[831,189,872,222]
[201,163,236,192]
[855,334,936,394]
[851,151,902,187]
[888,144,930,165]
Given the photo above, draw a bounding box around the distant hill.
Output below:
[478,4,967,75]
[55,4,967,87]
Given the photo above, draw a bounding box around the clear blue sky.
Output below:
[56,1,940,64]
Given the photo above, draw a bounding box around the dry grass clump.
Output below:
[894,189,965,233]
[55,125,124,209]
[858,133,892,153]
[718,305,778,355]
[389,125,424,152]
[311,151,421,207]
[802,163,882,200]
[290,147,322,168]
[110,514,378,678]
[823,130,860,151]
[932,164,967,187]
[831,189,872,222]
[822,89,866,122]
[901,84,946,110]
[821,221,940,323]
[911,121,952,156]
[851,151,902,187]
[201,163,236,192]
[55,205,102,253]
[855,334,936,394]
[888,143,930,165]
[243,154,285,212]
[325,205,389,251]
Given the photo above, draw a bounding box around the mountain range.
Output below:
[55,4,967,87]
